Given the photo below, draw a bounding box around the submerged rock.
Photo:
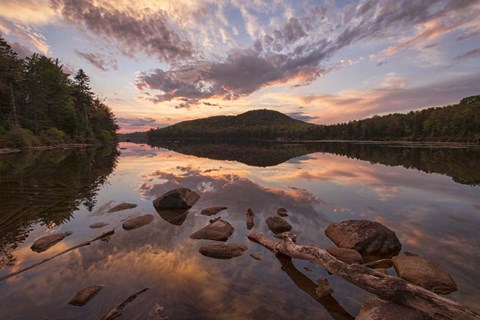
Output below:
[250,253,262,260]
[200,207,228,216]
[356,297,427,320]
[89,222,109,229]
[153,187,200,210]
[246,208,254,230]
[315,277,333,298]
[31,231,72,253]
[122,214,154,230]
[277,208,288,217]
[199,242,247,259]
[392,254,457,294]
[326,247,363,265]
[156,209,189,226]
[68,286,103,306]
[190,219,234,241]
[107,203,137,213]
[266,216,292,234]
[325,220,401,259]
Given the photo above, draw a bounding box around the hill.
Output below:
[145,96,480,143]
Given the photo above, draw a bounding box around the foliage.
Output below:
[0,38,118,147]
[147,97,480,143]
[4,127,39,147]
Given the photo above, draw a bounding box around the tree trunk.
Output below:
[247,231,480,320]
[10,82,18,127]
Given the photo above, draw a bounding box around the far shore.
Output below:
[0,143,97,155]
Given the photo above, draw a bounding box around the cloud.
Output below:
[52,0,194,64]
[0,0,57,25]
[9,41,34,58]
[0,22,50,55]
[286,112,318,122]
[75,50,118,71]
[116,116,166,132]
[136,0,480,106]
[454,48,480,61]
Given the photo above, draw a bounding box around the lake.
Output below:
[0,141,479,319]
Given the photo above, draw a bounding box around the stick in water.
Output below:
[101,288,150,320]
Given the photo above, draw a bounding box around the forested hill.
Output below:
[146,96,480,142]
[0,38,118,148]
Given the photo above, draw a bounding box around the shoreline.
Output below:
[0,143,97,155]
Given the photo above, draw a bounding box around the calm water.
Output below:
[0,142,479,319]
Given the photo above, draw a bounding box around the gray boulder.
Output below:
[266,216,292,234]
[326,247,363,265]
[153,187,200,210]
[31,232,72,253]
[325,220,401,258]
[190,219,234,241]
[392,254,457,294]
[356,297,428,320]
[199,242,247,259]
[122,214,154,230]
[200,206,228,216]
[68,286,103,306]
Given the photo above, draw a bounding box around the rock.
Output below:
[200,207,228,216]
[199,242,247,259]
[153,187,200,210]
[277,208,288,217]
[326,247,363,265]
[266,216,292,234]
[68,286,103,306]
[190,219,234,241]
[122,214,154,230]
[89,222,109,229]
[156,209,189,226]
[392,254,457,294]
[31,232,72,253]
[246,208,254,230]
[107,203,137,213]
[315,277,333,298]
[356,297,428,320]
[325,220,401,259]
[374,268,387,274]
[250,253,262,260]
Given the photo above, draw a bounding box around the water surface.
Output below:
[0,142,479,319]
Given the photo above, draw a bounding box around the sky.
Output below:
[0,0,479,133]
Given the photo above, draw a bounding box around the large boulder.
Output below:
[200,207,228,216]
[392,254,457,294]
[199,242,247,259]
[326,247,363,265]
[356,297,428,320]
[31,231,72,253]
[325,220,401,259]
[122,214,154,230]
[68,286,103,306]
[156,209,189,226]
[153,187,200,210]
[266,216,292,234]
[190,219,234,241]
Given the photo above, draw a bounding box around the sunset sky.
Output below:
[1,0,479,132]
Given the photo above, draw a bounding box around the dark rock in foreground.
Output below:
[68,285,103,306]
[277,208,288,217]
[200,206,228,216]
[107,203,137,213]
[392,254,457,294]
[89,222,109,229]
[153,187,200,210]
[199,242,247,259]
[326,247,363,265]
[31,232,72,253]
[122,214,154,230]
[325,220,401,259]
[266,216,292,234]
[246,208,254,230]
[155,209,189,226]
[356,297,428,320]
[190,219,234,241]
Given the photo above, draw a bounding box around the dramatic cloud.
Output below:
[51,0,194,63]
[455,48,480,61]
[116,116,166,131]
[9,41,34,58]
[136,0,480,106]
[75,50,118,71]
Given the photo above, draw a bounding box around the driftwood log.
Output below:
[247,231,480,320]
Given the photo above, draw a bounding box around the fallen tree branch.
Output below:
[101,288,149,320]
[0,229,115,282]
[247,231,480,320]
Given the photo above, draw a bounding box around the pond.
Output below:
[0,141,479,319]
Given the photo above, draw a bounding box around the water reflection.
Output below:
[0,142,479,319]
[150,140,480,185]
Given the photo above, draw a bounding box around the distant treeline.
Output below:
[144,96,480,143]
[0,37,118,148]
